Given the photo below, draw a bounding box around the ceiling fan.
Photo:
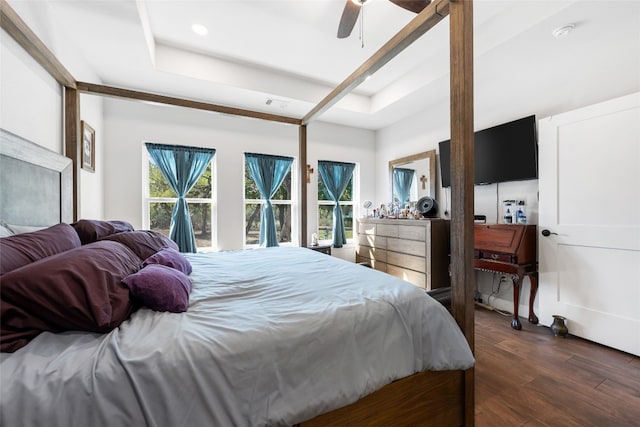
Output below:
[337,0,432,39]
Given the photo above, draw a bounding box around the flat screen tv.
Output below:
[439,115,537,187]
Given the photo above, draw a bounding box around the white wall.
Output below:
[0,28,62,152]
[2,2,105,220]
[79,93,104,220]
[103,98,376,253]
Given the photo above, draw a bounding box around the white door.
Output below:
[538,92,640,356]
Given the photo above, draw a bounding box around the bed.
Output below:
[0,129,474,426]
[1,243,473,426]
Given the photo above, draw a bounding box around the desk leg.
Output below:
[511,274,523,330]
[528,272,539,325]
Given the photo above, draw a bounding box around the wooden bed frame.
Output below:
[300,370,465,426]
[0,0,476,424]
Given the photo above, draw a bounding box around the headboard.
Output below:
[0,128,73,226]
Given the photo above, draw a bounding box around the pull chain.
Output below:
[360,3,364,48]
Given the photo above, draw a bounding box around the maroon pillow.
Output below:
[0,240,142,353]
[122,264,192,313]
[72,219,134,245]
[0,223,81,275]
[101,230,179,260]
[143,247,192,275]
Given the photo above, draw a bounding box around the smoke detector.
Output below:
[552,23,575,39]
[265,98,290,109]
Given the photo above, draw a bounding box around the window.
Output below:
[317,164,356,243]
[244,155,296,247]
[145,149,215,250]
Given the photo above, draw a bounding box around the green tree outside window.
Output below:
[148,158,213,248]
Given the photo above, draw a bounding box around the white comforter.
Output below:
[0,247,473,426]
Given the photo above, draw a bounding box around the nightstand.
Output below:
[307,244,332,256]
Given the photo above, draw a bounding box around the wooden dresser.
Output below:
[356,218,450,290]
[474,224,538,330]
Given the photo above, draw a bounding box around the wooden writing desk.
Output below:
[474,224,538,330]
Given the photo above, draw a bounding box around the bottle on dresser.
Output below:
[503,199,527,224]
[502,200,515,224]
[516,200,527,224]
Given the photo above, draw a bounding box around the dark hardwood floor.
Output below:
[475,306,640,427]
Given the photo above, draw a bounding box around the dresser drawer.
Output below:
[358,222,376,235]
[387,238,425,257]
[376,224,399,238]
[387,265,425,288]
[356,246,387,262]
[398,225,426,241]
[358,233,387,250]
[387,251,426,273]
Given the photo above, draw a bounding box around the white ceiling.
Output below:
[11,0,640,130]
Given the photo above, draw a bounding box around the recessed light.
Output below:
[552,23,575,39]
[192,24,208,36]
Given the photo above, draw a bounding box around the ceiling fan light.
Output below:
[350,0,368,6]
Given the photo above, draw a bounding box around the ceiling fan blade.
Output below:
[337,1,361,39]
[388,0,431,14]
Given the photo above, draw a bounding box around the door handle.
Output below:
[541,229,558,237]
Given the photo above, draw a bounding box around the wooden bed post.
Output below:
[450,0,474,425]
[64,87,81,221]
[299,124,308,247]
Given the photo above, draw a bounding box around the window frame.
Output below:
[317,162,359,245]
[142,145,218,251]
[243,154,298,248]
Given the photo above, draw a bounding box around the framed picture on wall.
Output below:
[81,120,95,173]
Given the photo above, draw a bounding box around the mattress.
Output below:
[0,247,474,426]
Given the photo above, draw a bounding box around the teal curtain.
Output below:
[245,153,293,247]
[145,143,215,253]
[393,168,415,204]
[318,160,355,248]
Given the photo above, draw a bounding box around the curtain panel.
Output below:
[318,160,355,248]
[393,168,415,204]
[145,143,215,253]
[245,153,293,247]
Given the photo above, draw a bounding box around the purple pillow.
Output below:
[72,219,134,245]
[143,247,192,275]
[101,230,179,260]
[1,240,141,353]
[122,264,192,313]
[0,223,82,275]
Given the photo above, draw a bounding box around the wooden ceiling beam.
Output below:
[302,0,449,125]
[75,82,303,126]
[0,0,76,89]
